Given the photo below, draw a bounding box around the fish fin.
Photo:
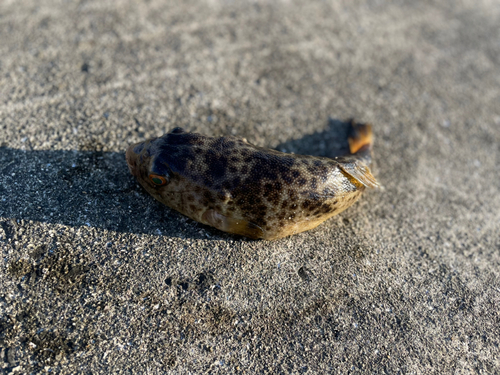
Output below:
[347,120,373,165]
[348,120,373,154]
[201,209,264,239]
[338,160,380,189]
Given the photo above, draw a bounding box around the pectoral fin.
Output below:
[338,160,380,189]
[201,209,265,239]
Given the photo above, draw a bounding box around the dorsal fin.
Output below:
[338,160,380,189]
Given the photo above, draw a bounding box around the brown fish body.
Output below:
[126,122,378,240]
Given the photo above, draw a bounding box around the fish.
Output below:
[126,120,379,240]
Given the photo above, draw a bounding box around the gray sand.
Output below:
[1,0,499,373]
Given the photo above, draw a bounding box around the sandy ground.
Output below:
[1,0,499,373]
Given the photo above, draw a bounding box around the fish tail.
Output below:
[337,119,380,189]
[347,119,373,164]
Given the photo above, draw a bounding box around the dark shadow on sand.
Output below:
[275,118,352,158]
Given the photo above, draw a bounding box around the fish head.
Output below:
[126,127,200,201]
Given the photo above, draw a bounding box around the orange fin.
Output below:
[348,120,373,154]
[201,209,264,239]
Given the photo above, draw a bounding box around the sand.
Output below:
[1,0,499,373]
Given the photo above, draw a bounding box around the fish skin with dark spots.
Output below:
[126,121,379,240]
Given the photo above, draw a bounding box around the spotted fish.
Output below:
[126,121,379,240]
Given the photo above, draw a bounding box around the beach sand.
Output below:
[1,0,499,373]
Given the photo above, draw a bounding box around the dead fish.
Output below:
[126,120,379,240]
